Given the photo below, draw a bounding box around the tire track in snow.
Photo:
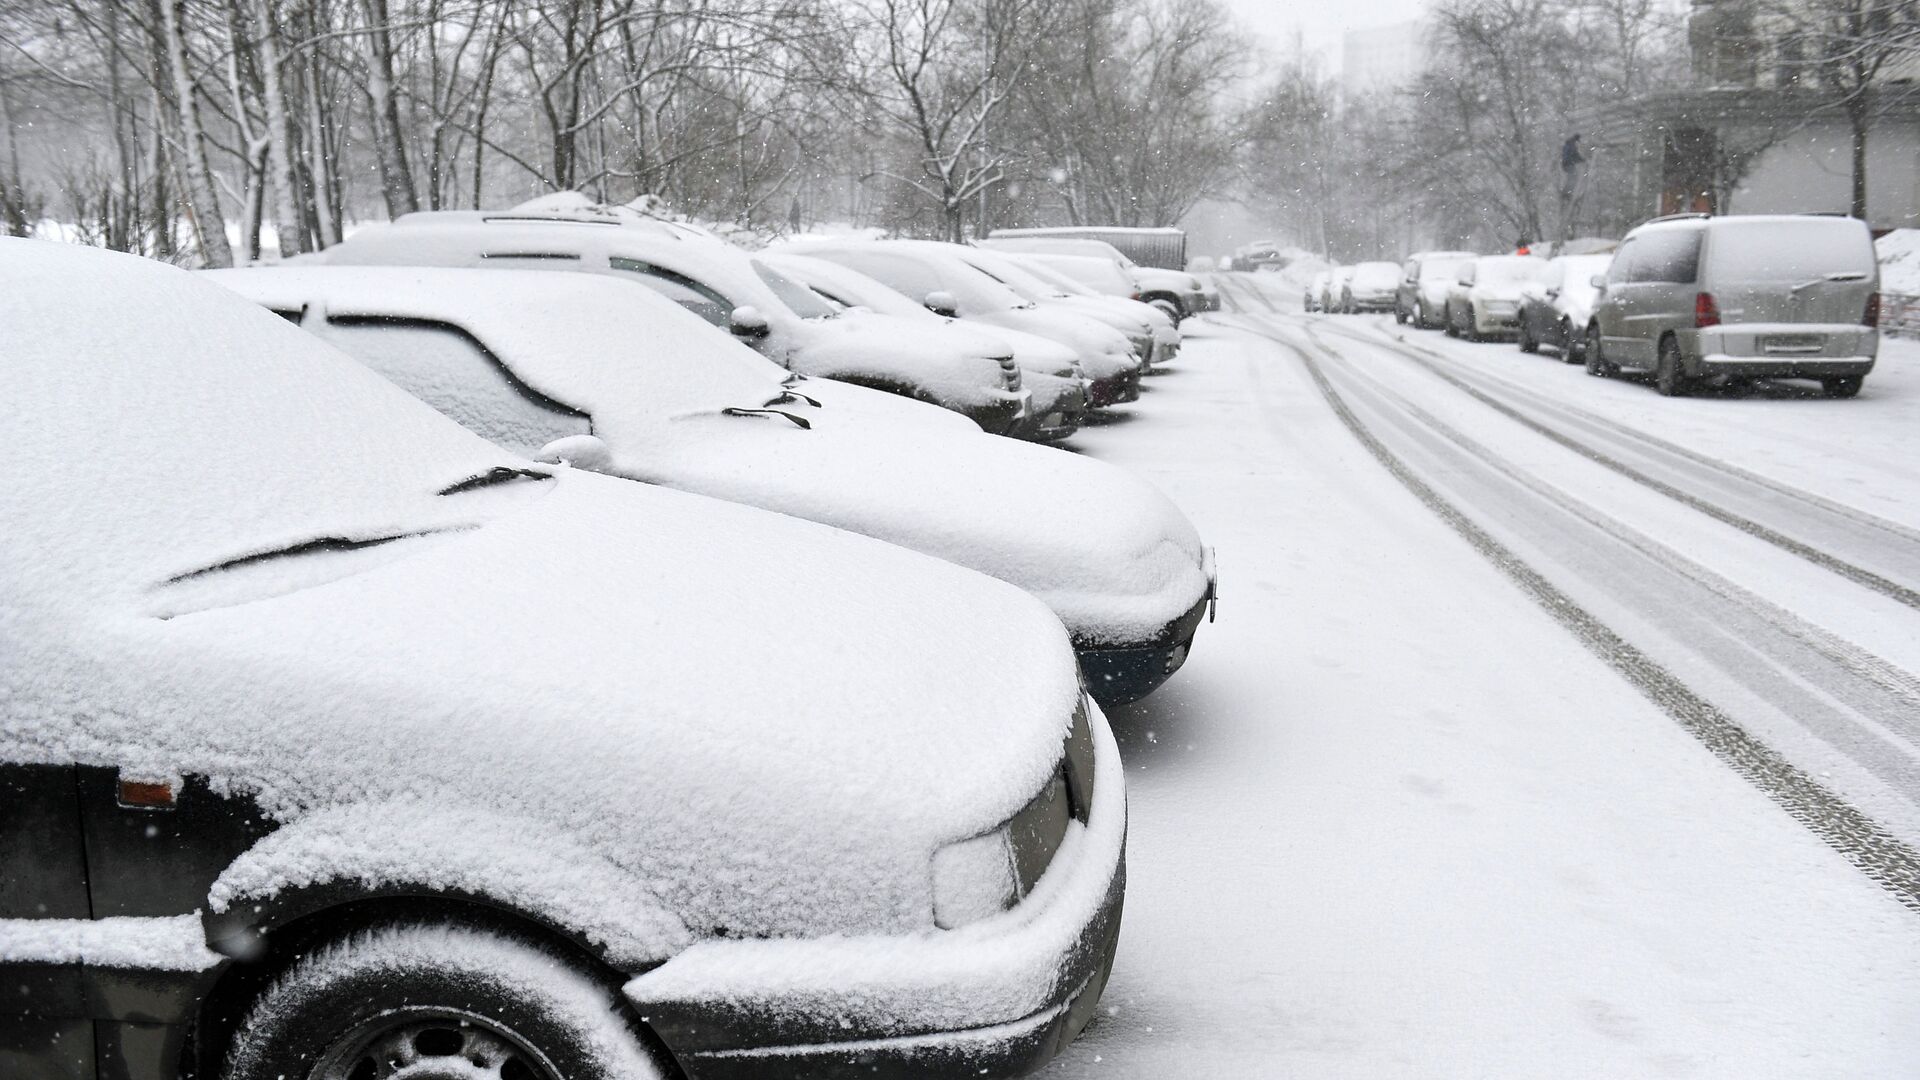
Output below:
[1304,327,1920,790]
[1221,312,1920,915]
[1315,320,1920,611]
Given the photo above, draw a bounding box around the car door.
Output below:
[1626,228,1703,365]
[1,764,93,1080]
[1595,239,1640,363]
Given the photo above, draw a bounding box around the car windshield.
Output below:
[752,260,840,320]
[1704,219,1875,284]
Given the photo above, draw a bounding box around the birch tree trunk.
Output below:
[362,0,421,216]
[158,0,234,266]
[251,0,307,256]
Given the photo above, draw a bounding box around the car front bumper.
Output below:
[1077,554,1215,705]
[962,390,1031,437]
[625,705,1129,1080]
[1087,368,1140,407]
[1012,375,1088,441]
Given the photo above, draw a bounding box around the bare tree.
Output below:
[1769,0,1920,218]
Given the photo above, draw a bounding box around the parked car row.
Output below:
[1310,213,1883,399]
[2,214,1219,1080]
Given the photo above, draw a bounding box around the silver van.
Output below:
[1586,214,1880,398]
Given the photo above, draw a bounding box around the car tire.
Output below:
[1823,375,1864,399]
[223,924,665,1080]
[1584,324,1615,377]
[1518,318,1539,353]
[1654,336,1689,397]
[1149,298,1182,323]
[1463,305,1483,342]
[1395,306,1408,325]
[1443,304,1458,337]
[1561,318,1583,364]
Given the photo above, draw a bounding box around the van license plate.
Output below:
[1761,335,1822,354]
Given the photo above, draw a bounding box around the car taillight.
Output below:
[1129,292,1142,301]
[1865,292,1881,328]
[1694,292,1720,328]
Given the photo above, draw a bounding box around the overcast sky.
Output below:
[1218,0,1431,73]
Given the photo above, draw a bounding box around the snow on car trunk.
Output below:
[2,238,1085,961]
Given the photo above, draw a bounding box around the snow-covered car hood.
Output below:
[787,310,1022,412]
[616,414,1210,646]
[970,307,1136,381]
[3,240,1083,957]
[1133,266,1200,294]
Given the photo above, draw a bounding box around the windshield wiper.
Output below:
[765,388,821,409]
[167,534,419,583]
[437,466,553,496]
[721,406,811,429]
[1789,271,1869,294]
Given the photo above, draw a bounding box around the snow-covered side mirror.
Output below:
[1590,274,1607,289]
[729,306,771,339]
[924,291,959,317]
[535,434,614,473]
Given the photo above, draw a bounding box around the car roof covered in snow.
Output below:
[204,265,791,422]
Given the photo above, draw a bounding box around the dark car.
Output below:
[1,239,1125,1080]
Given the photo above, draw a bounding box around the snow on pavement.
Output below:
[1041,284,1920,1077]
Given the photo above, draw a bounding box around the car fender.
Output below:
[202,799,693,972]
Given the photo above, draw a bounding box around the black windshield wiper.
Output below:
[765,389,821,409]
[167,534,419,583]
[437,466,553,496]
[721,407,811,429]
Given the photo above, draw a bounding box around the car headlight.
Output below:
[931,696,1094,929]
[1129,333,1153,360]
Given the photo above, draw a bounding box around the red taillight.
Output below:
[1865,292,1881,328]
[1694,292,1721,328]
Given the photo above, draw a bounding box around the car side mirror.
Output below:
[1590,275,1607,289]
[924,291,959,317]
[729,305,771,339]
[535,434,614,474]
[1545,286,1561,298]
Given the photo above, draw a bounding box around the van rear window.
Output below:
[1628,229,1700,283]
[1705,219,1874,283]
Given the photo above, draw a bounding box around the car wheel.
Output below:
[1395,305,1408,325]
[1654,336,1689,397]
[1584,324,1615,377]
[1518,318,1539,353]
[1443,304,1458,337]
[1149,298,1182,323]
[1561,318,1583,364]
[1463,305,1483,342]
[1823,375,1864,399]
[223,925,665,1080]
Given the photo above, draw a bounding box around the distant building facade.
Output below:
[1582,0,1920,230]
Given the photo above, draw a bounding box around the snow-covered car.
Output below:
[1396,250,1477,327]
[761,250,1090,442]
[319,211,1030,435]
[1516,253,1613,362]
[2,239,1126,1080]
[978,236,1220,320]
[1341,261,1403,314]
[1445,255,1548,340]
[1305,270,1332,312]
[990,252,1183,367]
[208,264,1215,701]
[790,239,1145,407]
[951,245,1165,369]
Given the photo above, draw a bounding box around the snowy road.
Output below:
[1040,273,1920,1078]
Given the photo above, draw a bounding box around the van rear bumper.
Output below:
[1686,323,1878,377]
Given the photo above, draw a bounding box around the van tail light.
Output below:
[1864,292,1880,328]
[1694,292,1721,328]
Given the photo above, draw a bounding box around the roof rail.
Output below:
[1643,212,1711,225]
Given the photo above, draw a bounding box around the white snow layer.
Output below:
[204,266,1210,645]
[1,239,1085,962]
[0,915,221,970]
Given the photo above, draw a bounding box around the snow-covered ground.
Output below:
[1042,273,1920,1077]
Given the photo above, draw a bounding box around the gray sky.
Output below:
[1217,0,1431,73]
